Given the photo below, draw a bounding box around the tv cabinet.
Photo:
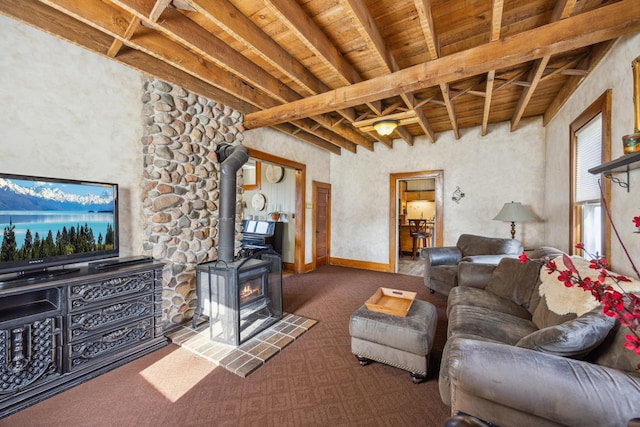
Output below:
[0,263,167,419]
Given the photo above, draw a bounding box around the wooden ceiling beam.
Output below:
[440,83,459,139]
[510,0,576,131]
[344,0,398,72]
[395,126,414,146]
[107,17,139,57]
[344,0,432,144]
[482,70,496,136]
[244,0,640,129]
[185,0,322,98]
[402,92,435,143]
[414,0,457,139]
[293,120,357,153]
[543,40,614,125]
[265,0,389,140]
[273,125,342,155]
[265,0,359,86]
[510,56,550,132]
[414,0,439,59]
[482,0,503,136]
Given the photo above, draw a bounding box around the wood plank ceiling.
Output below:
[2,0,640,155]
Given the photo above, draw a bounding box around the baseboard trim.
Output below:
[329,257,390,272]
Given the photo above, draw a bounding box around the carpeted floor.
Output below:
[0,265,451,427]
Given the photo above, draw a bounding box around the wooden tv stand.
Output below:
[0,262,167,419]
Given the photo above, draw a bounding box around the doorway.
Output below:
[389,170,444,275]
[313,181,331,268]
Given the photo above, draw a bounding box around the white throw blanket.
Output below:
[539,255,640,316]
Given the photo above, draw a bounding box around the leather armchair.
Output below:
[422,234,522,295]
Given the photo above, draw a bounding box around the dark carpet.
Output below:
[0,265,451,427]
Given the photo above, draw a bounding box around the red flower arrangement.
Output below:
[519,215,640,366]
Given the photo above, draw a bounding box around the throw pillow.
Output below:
[516,306,616,358]
[532,294,576,329]
[486,257,541,307]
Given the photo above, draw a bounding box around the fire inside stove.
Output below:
[240,278,264,306]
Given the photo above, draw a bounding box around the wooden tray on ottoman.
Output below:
[365,287,416,317]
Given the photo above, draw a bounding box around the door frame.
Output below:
[389,170,444,273]
[247,148,306,274]
[312,180,331,270]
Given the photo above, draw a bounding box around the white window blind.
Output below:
[575,114,602,203]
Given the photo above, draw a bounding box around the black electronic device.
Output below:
[0,172,119,280]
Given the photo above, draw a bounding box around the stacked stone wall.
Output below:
[141,78,244,329]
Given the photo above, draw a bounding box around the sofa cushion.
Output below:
[456,234,521,257]
[516,306,616,358]
[430,264,459,287]
[532,294,576,329]
[447,286,532,320]
[486,257,542,308]
[447,305,538,345]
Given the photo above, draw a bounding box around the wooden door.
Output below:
[313,181,331,268]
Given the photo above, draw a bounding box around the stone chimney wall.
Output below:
[141,77,244,329]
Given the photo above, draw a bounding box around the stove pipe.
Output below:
[216,143,249,262]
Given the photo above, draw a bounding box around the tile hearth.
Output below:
[165,313,317,377]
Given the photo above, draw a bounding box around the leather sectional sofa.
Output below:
[434,246,640,426]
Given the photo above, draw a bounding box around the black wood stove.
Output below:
[192,143,283,346]
[193,251,282,346]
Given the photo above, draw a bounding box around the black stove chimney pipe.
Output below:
[215,143,249,263]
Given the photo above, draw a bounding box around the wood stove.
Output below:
[193,251,283,346]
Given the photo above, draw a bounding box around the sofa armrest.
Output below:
[422,246,462,267]
[457,262,498,289]
[448,338,640,427]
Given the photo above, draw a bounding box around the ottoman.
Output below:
[349,299,437,383]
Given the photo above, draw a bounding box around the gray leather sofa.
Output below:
[422,234,523,296]
[439,247,640,426]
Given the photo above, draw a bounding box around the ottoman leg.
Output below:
[355,355,372,366]
[410,372,426,384]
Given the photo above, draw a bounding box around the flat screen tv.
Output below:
[0,173,119,280]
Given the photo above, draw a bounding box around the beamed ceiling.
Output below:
[2,0,640,155]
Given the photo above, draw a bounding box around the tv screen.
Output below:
[0,173,119,277]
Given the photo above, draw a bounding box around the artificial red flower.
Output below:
[518,252,528,263]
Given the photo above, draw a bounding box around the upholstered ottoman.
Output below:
[349,299,437,383]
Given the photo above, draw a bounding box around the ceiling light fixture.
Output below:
[372,119,399,136]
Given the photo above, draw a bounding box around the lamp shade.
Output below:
[493,202,535,222]
[372,119,398,136]
[493,202,534,239]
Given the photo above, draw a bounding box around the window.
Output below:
[569,90,611,258]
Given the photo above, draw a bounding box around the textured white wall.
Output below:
[330,119,547,264]
[545,34,640,278]
[0,16,146,256]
